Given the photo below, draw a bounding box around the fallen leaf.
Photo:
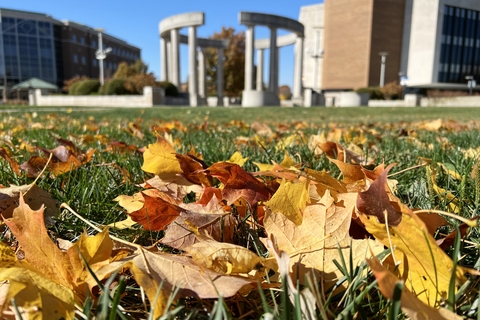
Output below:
[227,151,249,167]
[356,166,466,306]
[206,162,272,206]
[264,190,383,289]
[265,178,310,225]
[367,255,462,320]
[141,135,182,180]
[188,239,273,275]
[161,210,236,251]
[128,191,183,231]
[0,242,75,320]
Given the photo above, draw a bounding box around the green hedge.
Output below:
[99,79,130,95]
[76,80,101,95]
[68,81,82,95]
[355,87,384,100]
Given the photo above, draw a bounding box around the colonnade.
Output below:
[159,12,228,106]
[160,11,305,107]
[240,12,305,107]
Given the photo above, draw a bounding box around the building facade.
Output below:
[300,0,480,92]
[0,8,140,93]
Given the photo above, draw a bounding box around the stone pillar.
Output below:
[160,37,168,82]
[293,36,304,101]
[198,48,206,99]
[244,25,255,91]
[256,49,264,91]
[268,27,278,94]
[217,48,224,106]
[166,40,172,81]
[188,26,198,107]
[170,28,180,87]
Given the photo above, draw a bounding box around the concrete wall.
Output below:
[31,86,164,107]
[420,95,480,106]
[299,4,325,91]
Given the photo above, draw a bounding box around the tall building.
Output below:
[300,0,480,92]
[0,8,140,93]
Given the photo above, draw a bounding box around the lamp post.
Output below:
[466,75,475,96]
[379,52,389,87]
[94,28,112,85]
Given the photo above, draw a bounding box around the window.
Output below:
[73,54,78,63]
[81,56,86,65]
[80,37,85,45]
[72,34,77,42]
[439,5,480,83]
[93,59,98,67]
[92,40,97,48]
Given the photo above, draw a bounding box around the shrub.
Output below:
[69,81,83,95]
[124,73,158,94]
[75,80,101,95]
[63,75,88,93]
[159,81,178,97]
[356,87,384,100]
[380,81,403,100]
[102,79,130,95]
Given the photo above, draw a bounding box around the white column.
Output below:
[244,25,255,91]
[379,53,388,87]
[166,40,172,81]
[256,49,264,91]
[198,48,206,99]
[170,28,180,87]
[188,26,198,107]
[293,36,304,100]
[217,48,224,106]
[160,37,168,82]
[268,27,278,93]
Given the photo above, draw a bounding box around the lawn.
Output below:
[0,106,479,319]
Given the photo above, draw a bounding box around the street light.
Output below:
[379,52,389,87]
[94,28,112,85]
[466,75,476,96]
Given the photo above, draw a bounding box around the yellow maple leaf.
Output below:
[227,151,249,167]
[141,135,182,180]
[265,178,310,225]
[356,165,466,306]
[0,242,75,320]
[264,190,384,289]
[367,255,462,320]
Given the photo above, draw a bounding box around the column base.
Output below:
[242,90,280,107]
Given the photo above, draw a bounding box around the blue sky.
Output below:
[3,0,322,88]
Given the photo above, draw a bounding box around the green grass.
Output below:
[1,106,480,319]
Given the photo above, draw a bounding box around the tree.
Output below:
[205,27,245,97]
[112,59,158,94]
[279,85,292,100]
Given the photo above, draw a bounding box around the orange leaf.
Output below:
[129,192,183,230]
[206,162,272,206]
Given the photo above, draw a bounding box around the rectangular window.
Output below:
[73,54,78,63]
[440,5,480,83]
[81,56,86,65]
[80,37,85,45]
[72,34,77,42]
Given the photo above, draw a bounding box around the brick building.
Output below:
[0,8,140,94]
[300,0,480,92]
